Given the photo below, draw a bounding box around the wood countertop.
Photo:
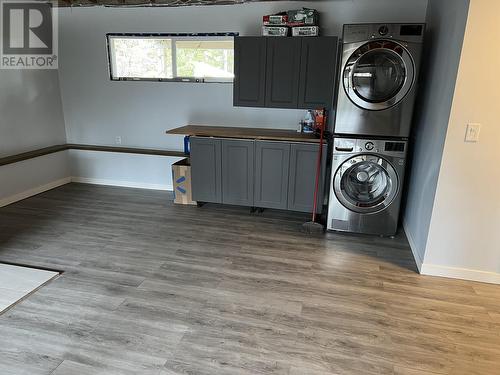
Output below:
[166,125,323,143]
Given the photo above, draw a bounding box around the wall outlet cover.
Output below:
[115,136,122,145]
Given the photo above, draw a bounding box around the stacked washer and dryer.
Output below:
[327,23,425,236]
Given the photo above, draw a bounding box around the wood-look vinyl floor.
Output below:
[0,183,499,375]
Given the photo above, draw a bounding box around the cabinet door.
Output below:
[190,137,222,203]
[298,37,339,109]
[265,37,301,108]
[288,142,327,213]
[254,141,290,210]
[222,139,255,206]
[233,37,267,107]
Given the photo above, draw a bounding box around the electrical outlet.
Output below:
[465,123,481,142]
[115,136,122,145]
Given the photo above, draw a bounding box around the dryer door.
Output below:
[334,155,399,214]
[343,40,415,111]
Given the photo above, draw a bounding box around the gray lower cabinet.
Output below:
[190,137,222,203]
[288,142,327,213]
[221,139,255,206]
[190,136,325,213]
[254,141,290,209]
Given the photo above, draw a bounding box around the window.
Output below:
[107,33,236,83]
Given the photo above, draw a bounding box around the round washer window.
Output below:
[341,160,392,208]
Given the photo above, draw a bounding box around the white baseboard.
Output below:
[0,177,72,208]
[421,263,500,285]
[402,219,424,273]
[71,177,173,191]
[402,220,500,284]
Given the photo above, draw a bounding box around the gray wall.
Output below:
[57,0,428,151]
[0,70,69,203]
[0,1,429,198]
[0,70,66,157]
[56,0,428,188]
[69,150,179,190]
[422,0,500,282]
[0,152,70,207]
[403,0,470,266]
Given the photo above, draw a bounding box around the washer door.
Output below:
[334,155,399,214]
[343,40,415,111]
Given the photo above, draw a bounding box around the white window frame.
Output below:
[106,33,237,83]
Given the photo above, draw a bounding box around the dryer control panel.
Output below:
[343,23,425,44]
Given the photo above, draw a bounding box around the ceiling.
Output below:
[55,0,284,7]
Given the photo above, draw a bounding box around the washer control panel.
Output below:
[334,138,407,157]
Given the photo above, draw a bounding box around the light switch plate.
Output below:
[465,123,481,142]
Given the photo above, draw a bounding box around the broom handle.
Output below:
[311,121,325,223]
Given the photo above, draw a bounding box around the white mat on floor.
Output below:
[0,264,58,313]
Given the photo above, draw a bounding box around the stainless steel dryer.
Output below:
[327,137,407,236]
[334,23,425,138]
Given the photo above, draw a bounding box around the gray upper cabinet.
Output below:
[298,37,339,109]
[288,142,327,213]
[222,139,255,206]
[254,141,290,209]
[265,38,301,108]
[233,36,338,110]
[233,37,267,107]
[190,137,222,203]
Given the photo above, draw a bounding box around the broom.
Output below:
[302,110,326,234]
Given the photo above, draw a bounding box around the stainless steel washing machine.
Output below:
[334,23,425,138]
[327,137,407,236]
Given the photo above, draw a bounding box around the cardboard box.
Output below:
[172,158,196,205]
[287,8,319,26]
[292,26,320,37]
[263,14,288,26]
[262,26,289,37]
